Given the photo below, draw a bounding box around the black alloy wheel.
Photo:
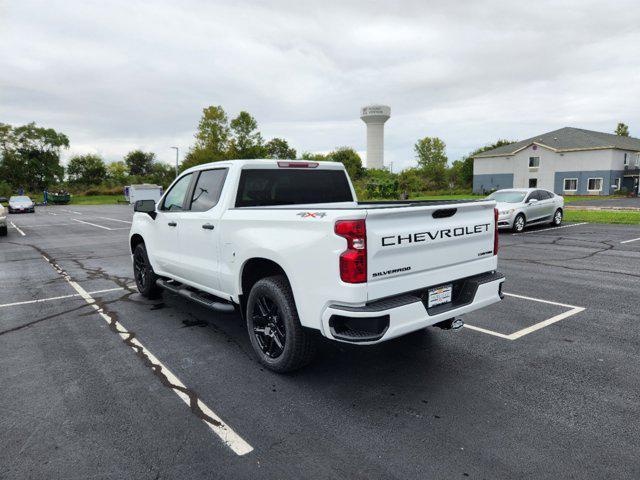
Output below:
[133,248,148,290]
[251,294,286,359]
[133,243,161,298]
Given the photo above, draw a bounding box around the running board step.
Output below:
[156,279,235,313]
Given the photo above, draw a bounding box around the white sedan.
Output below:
[8,195,35,213]
[487,188,564,233]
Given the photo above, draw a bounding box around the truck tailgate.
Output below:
[365,201,497,301]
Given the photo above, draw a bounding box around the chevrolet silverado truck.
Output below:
[129,160,504,372]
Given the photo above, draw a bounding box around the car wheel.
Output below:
[512,214,526,233]
[133,243,162,299]
[247,275,316,373]
[0,225,7,236]
[551,208,563,226]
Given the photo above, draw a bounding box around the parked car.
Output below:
[129,160,505,372]
[8,195,35,213]
[0,202,7,236]
[488,188,564,233]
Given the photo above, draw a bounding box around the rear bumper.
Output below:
[321,271,505,344]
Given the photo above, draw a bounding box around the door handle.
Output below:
[202,223,215,230]
[168,221,177,227]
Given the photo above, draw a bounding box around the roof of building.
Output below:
[474,127,640,158]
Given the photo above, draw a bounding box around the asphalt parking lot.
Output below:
[1,205,639,479]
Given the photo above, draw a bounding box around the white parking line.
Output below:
[73,218,114,230]
[62,209,83,214]
[97,217,132,224]
[620,237,640,244]
[0,286,131,308]
[39,255,253,456]
[10,221,25,236]
[464,292,585,341]
[6,223,76,228]
[512,222,588,235]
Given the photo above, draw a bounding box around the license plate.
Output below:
[427,284,452,308]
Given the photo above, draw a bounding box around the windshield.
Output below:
[10,196,31,202]
[487,191,526,203]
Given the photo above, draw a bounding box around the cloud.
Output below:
[1,0,639,170]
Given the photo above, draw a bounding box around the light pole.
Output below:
[170,147,179,177]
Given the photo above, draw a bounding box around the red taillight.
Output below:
[335,219,367,283]
[493,208,499,255]
[277,161,318,168]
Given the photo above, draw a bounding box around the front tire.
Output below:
[0,225,7,236]
[133,243,162,299]
[551,208,563,226]
[247,275,316,373]
[512,213,526,233]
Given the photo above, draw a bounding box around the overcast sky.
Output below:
[1,0,639,170]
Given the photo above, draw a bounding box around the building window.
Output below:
[529,178,538,188]
[587,178,603,192]
[563,178,578,192]
[624,153,629,166]
[529,157,540,170]
[613,178,621,191]
[636,153,640,167]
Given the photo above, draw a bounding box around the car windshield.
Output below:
[10,196,31,202]
[487,191,526,203]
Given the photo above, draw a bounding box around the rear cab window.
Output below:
[235,169,353,207]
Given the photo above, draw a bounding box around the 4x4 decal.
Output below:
[297,212,326,218]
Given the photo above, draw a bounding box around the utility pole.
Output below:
[170,147,179,177]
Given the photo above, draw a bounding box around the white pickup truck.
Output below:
[130,160,504,372]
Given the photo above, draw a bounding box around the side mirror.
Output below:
[527,198,538,204]
[134,199,157,219]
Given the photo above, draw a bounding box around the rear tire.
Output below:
[133,243,162,299]
[512,213,526,233]
[246,275,316,373]
[0,225,7,236]
[551,208,563,226]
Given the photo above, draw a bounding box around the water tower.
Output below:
[360,105,391,169]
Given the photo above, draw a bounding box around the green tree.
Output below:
[181,105,231,170]
[615,122,630,137]
[228,111,265,159]
[327,147,363,179]
[361,168,398,199]
[414,136,448,189]
[106,161,129,185]
[194,105,230,152]
[124,150,155,176]
[301,152,327,161]
[265,137,296,159]
[0,122,68,191]
[147,162,176,188]
[67,154,106,186]
[181,147,216,172]
[398,167,430,193]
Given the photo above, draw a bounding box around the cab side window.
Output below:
[160,173,193,211]
[189,169,228,212]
